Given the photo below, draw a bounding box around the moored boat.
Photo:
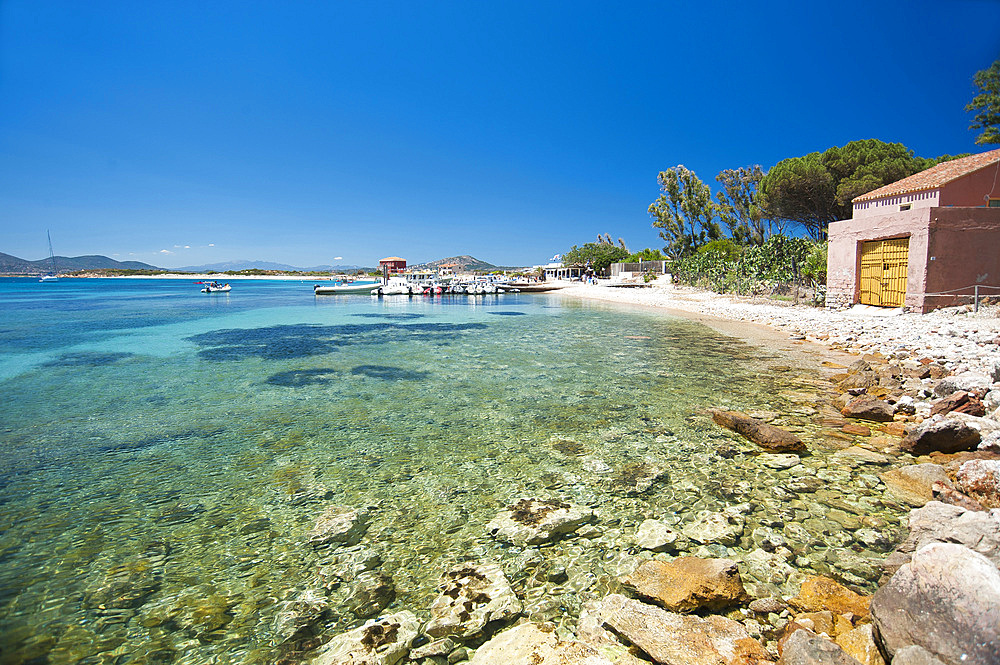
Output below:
[314,279,382,295]
[200,281,231,293]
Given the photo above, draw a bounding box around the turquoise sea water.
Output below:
[0,278,904,664]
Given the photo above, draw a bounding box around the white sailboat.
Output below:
[39,231,58,282]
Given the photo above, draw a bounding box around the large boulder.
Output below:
[879,464,952,507]
[311,611,420,665]
[956,459,1000,508]
[486,498,594,546]
[618,557,748,613]
[881,502,1000,577]
[596,593,773,665]
[787,576,870,619]
[468,622,615,665]
[308,505,371,547]
[871,543,1000,665]
[710,409,806,453]
[577,600,651,665]
[777,629,863,665]
[840,396,894,422]
[900,417,981,455]
[425,562,522,639]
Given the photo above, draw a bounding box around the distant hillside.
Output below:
[410,255,500,272]
[178,260,371,273]
[0,251,159,273]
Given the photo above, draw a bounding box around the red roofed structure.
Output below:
[827,149,1000,312]
[378,257,406,274]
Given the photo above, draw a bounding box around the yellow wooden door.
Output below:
[859,238,908,307]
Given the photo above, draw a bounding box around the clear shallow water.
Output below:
[0,278,905,663]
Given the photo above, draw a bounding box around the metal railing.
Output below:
[923,284,1000,312]
[610,261,669,276]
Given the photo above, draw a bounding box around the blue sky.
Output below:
[2,1,999,268]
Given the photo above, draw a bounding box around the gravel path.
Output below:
[557,283,1000,378]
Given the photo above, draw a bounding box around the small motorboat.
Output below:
[200,281,231,293]
[314,279,382,295]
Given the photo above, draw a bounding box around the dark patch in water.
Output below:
[351,313,425,320]
[188,322,486,361]
[266,368,340,387]
[97,428,224,455]
[487,311,526,316]
[351,365,430,381]
[44,351,134,367]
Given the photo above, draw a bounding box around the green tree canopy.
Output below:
[627,248,667,262]
[648,165,722,258]
[967,57,1000,145]
[562,239,629,275]
[757,152,838,239]
[758,139,946,239]
[715,165,780,246]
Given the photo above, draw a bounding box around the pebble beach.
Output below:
[559,281,1000,377]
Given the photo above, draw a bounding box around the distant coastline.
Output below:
[47,272,342,281]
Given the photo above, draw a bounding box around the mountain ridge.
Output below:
[0,251,159,273]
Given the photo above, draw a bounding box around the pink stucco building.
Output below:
[826,148,1000,312]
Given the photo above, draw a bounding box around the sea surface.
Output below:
[0,277,906,664]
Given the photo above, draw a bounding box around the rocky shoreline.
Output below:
[283,286,1000,665]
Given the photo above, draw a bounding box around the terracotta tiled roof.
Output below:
[852,148,1000,203]
[379,257,405,262]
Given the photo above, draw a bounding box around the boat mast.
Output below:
[47,230,57,273]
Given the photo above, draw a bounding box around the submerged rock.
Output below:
[633,519,681,552]
[759,453,802,469]
[709,409,806,453]
[682,506,747,546]
[486,498,594,546]
[615,461,668,494]
[317,545,383,587]
[880,464,952,507]
[272,588,329,644]
[871,543,1000,665]
[619,557,748,613]
[83,558,162,610]
[343,571,396,619]
[576,600,650,665]
[308,505,372,547]
[310,611,420,665]
[596,593,772,665]
[425,561,522,639]
[468,622,615,665]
